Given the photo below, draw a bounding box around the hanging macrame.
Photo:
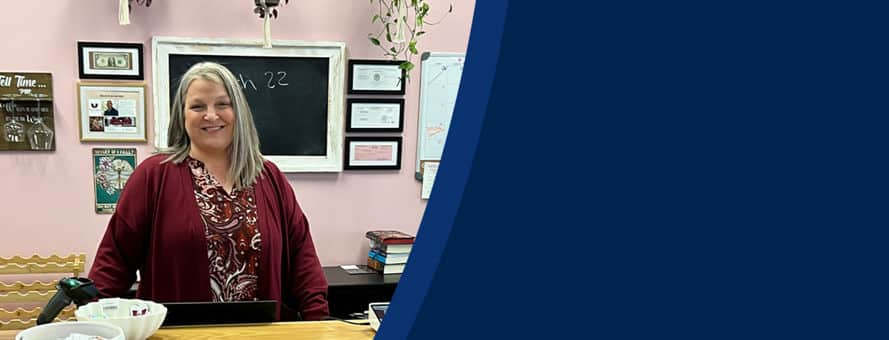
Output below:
[119,0,152,26]
[119,0,130,25]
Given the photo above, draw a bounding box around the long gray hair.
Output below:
[160,62,264,188]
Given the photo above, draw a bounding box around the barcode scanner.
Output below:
[36,277,99,325]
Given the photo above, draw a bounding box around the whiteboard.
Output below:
[415,52,465,178]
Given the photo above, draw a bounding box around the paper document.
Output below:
[422,162,440,199]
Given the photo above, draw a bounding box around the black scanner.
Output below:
[37,277,99,325]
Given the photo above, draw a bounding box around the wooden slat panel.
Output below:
[0,262,82,276]
[0,307,40,320]
[0,318,33,331]
[0,253,85,277]
[0,316,75,331]
[0,290,55,303]
[0,281,56,294]
[0,254,83,265]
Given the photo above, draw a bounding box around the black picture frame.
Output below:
[347,59,406,95]
[344,136,403,170]
[78,41,145,80]
[346,98,405,133]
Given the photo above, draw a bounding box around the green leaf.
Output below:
[408,41,418,54]
[390,47,397,53]
[400,61,415,72]
[369,37,381,46]
[372,14,380,23]
[411,0,418,7]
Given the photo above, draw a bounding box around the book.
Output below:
[369,239,413,254]
[367,256,405,275]
[369,250,409,265]
[365,230,416,245]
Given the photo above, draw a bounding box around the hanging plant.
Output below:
[368,0,453,82]
[253,0,289,19]
[129,0,153,10]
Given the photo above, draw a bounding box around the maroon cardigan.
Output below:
[88,154,329,321]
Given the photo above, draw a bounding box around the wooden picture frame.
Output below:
[344,136,403,170]
[77,82,147,142]
[78,42,144,80]
[346,98,405,133]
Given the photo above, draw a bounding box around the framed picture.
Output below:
[77,82,147,142]
[348,59,406,95]
[78,41,144,80]
[346,98,404,132]
[93,148,137,214]
[344,137,403,170]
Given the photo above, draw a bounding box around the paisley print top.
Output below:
[186,157,261,302]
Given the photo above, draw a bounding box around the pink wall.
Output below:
[0,1,474,269]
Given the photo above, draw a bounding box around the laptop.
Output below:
[162,300,278,326]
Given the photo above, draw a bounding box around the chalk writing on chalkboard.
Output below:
[168,54,329,157]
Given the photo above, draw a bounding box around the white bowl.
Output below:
[16,321,125,340]
[76,298,167,340]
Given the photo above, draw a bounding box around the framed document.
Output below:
[344,137,402,170]
[347,59,406,95]
[77,82,147,142]
[78,42,144,80]
[346,98,404,132]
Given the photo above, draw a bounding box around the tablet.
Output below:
[368,302,389,331]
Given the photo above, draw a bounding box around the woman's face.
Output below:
[184,78,235,158]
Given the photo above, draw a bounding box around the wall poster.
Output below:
[93,148,137,214]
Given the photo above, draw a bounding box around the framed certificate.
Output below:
[78,42,144,80]
[77,82,148,142]
[347,59,406,95]
[344,137,403,170]
[346,98,404,132]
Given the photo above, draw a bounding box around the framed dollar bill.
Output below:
[78,41,144,80]
[93,148,137,214]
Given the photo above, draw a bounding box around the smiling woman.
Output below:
[182,78,236,184]
[88,61,331,321]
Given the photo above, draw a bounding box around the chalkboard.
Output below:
[169,55,328,156]
[153,37,346,172]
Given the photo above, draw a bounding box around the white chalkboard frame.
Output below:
[152,36,346,172]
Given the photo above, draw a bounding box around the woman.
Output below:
[89,62,329,321]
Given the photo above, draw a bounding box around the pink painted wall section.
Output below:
[0,1,474,268]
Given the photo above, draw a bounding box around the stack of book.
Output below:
[365,230,415,275]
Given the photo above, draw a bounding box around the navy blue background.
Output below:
[380,1,889,339]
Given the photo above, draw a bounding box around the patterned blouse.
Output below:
[187,157,261,302]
